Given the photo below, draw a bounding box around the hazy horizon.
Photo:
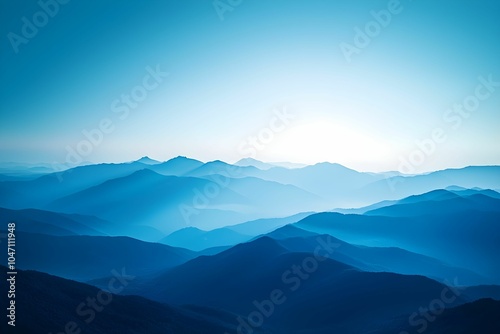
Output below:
[2,154,500,176]
[2,0,500,173]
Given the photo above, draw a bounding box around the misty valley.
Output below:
[1,157,499,333]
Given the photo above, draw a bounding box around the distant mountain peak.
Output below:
[266,224,319,239]
[314,161,345,167]
[208,159,229,165]
[136,156,161,165]
[237,157,262,164]
[165,226,205,237]
[226,236,287,257]
[166,156,203,164]
[306,161,359,173]
[445,185,468,191]
[235,158,274,170]
[127,168,164,178]
[235,158,310,170]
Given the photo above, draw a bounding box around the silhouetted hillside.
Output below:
[295,211,500,283]
[0,232,196,281]
[0,266,236,334]
[135,237,466,333]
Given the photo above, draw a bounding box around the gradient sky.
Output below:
[1,0,499,172]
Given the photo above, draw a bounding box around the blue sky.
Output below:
[1,0,499,172]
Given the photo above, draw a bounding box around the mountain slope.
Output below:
[366,192,500,217]
[361,166,500,204]
[0,162,149,208]
[134,237,466,333]
[295,211,500,284]
[381,298,500,334]
[46,169,250,233]
[234,157,276,170]
[46,169,326,233]
[135,156,161,165]
[226,212,314,236]
[0,232,196,282]
[0,266,236,334]
[0,207,114,236]
[149,156,204,175]
[336,188,500,215]
[160,226,252,251]
[267,225,486,285]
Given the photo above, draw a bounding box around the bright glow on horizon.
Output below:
[1,1,499,173]
[262,121,392,167]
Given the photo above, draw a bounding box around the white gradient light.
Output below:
[265,120,392,167]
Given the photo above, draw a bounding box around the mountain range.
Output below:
[1,158,499,333]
